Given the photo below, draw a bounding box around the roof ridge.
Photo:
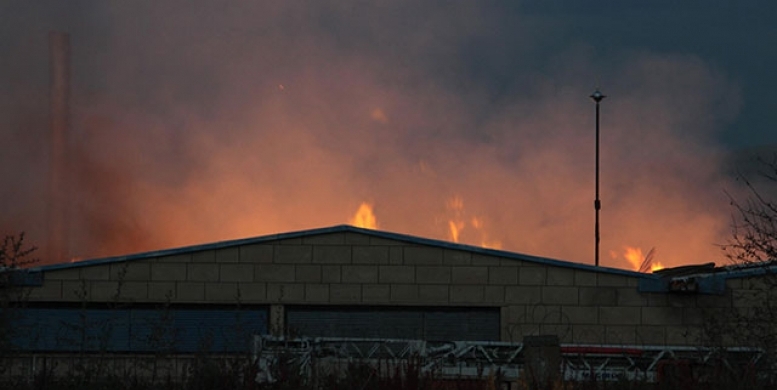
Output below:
[31,225,651,278]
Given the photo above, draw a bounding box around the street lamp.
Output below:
[590,89,606,267]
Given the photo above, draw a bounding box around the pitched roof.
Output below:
[30,225,652,278]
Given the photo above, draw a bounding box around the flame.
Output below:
[621,246,665,272]
[446,196,466,242]
[623,246,644,270]
[444,196,502,249]
[446,196,467,243]
[349,202,378,229]
[448,220,465,242]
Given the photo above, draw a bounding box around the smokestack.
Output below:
[47,31,70,264]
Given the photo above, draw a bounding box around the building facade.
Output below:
[10,225,764,354]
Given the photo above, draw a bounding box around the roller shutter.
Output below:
[8,306,268,353]
[287,307,499,341]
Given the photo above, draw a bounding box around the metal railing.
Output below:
[253,335,765,383]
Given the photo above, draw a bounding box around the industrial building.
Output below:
[7,225,768,355]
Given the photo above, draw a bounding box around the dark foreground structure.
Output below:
[2,225,774,388]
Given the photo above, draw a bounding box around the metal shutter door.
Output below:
[422,309,500,341]
[11,308,131,352]
[287,308,424,339]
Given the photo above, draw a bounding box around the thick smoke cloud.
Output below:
[1,1,745,268]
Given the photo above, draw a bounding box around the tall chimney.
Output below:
[47,31,70,264]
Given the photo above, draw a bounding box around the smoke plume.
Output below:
[0,2,745,269]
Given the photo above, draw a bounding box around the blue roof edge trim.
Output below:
[30,225,655,279]
[638,263,777,295]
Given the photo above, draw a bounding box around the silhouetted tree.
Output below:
[712,156,777,383]
[0,233,38,358]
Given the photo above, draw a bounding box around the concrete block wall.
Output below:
[30,231,746,346]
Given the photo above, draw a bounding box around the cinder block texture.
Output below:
[352,246,389,264]
[573,325,605,344]
[579,287,617,306]
[148,282,176,301]
[321,266,341,283]
[418,285,449,302]
[295,265,321,283]
[151,263,187,281]
[90,281,118,301]
[597,274,631,287]
[520,267,546,285]
[599,307,641,325]
[505,286,541,304]
[546,268,574,286]
[404,247,443,265]
[606,326,636,344]
[313,246,351,264]
[239,282,267,301]
[391,284,418,301]
[330,284,361,303]
[472,254,501,266]
[267,283,304,302]
[362,285,390,302]
[443,250,471,265]
[560,306,598,324]
[450,286,484,303]
[115,263,151,281]
[485,286,504,302]
[636,326,666,345]
[119,282,149,301]
[205,283,238,302]
[416,266,451,284]
[187,264,219,282]
[275,246,312,264]
[255,265,295,283]
[220,264,254,282]
[239,244,273,263]
[28,281,63,300]
[176,282,205,301]
[451,267,488,284]
[379,266,414,283]
[192,251,216,263]
[305,284,330,303]
[80,266,109,280]
[641,307,683,326]
[342,265,378,283]
[488,267,518,285]
[216,248,239,263]
[45,268,80,280]
[541,287,579,305]
[574,271,597,286]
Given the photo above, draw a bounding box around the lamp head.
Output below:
[590,89,606,103]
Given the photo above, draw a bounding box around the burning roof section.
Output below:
[31,225,646,278]
[21,225,775,296]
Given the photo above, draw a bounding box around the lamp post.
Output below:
[590,89,605,267]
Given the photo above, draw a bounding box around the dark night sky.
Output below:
[2,1,776,268]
